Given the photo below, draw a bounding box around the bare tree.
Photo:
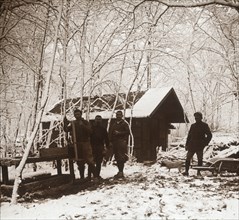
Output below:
[0,0,238,204]
[11,1,63,204]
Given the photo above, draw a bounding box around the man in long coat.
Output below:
[109,110,130,178]
[183,112,212,176]
[89,115,110,178]
[63,109,98,180]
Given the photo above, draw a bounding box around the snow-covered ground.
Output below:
[1,161,238,220]
[1,132,239,220]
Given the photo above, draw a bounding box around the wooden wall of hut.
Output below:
[131,117,169,162]
[41,116,170,162]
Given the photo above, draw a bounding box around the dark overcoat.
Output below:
[186,121,212,151]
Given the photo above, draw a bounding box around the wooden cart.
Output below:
[192,158,239,176]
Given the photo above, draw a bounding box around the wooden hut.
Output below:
[45,87,188,162]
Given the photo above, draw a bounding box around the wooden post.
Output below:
[71,121,79,160]
[56,160,62,175]
[1,166,9,184]
[69,159,75,180]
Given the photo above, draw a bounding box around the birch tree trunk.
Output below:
[123,49,144,156]
[31,5,50,134]
[78,10,89,112]
[60,0,70,146]
[11,1,63,204]
[185,12,203,114]
[107,46,128,131]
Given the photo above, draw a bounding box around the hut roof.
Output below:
[46,87,187,123]
[48,90,145,115]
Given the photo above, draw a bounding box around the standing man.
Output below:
[63,109,98,181]
[109,110,130,178]
[183,112,212,176]
[89,115,110,178]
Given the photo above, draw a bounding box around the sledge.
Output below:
[192,158,239,175]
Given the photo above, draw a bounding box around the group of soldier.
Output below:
[63,109,212,180]
[63,109,130,181]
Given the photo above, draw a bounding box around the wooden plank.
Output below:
[21,174,73,194]
[39,147,68,158]
[0,155,69,166]
[1,174,73,197]
[0,156,75,186]
[23,173,52,184]
[2,172,52,185]
[192,166,215,171]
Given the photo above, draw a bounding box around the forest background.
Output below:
[0,0,239,153]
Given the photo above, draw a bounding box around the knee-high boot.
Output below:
[197,159,203,176]
[96,161,101,177]
[198,159,203,166]
[185,160,190,174]
[78,164,85,179]
[88,164,97,178]
[117,161,124,173]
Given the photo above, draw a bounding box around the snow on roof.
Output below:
[43,87,174,121]
[130,86,172,118]
[87,87,173,119]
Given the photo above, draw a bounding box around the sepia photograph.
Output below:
[0,0,238,219]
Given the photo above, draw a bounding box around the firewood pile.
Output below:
[156,134,239,164]
[156,145,186,163]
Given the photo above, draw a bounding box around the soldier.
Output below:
[63,109,99,181]
[89,115,110,178]
[183,112,212,176]
[109,110,130,178]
